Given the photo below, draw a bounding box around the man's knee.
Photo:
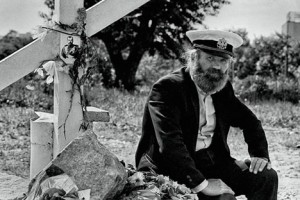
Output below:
[262,168,278,186]
[245,168,278,199]
[249,167,278,196]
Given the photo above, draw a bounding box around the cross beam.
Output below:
[86,0,149,37]
[0,32,59,91]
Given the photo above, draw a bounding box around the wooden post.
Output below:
[30,112,54,179]
[53,0,84,157]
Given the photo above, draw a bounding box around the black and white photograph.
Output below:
[60,35,80,64]
[0,0,299,199]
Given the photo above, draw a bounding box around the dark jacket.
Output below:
[135,67,269,189]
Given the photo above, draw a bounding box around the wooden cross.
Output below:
[0,0,149,179]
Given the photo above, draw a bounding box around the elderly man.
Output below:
[135,30,278,200]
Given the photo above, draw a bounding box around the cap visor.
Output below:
[197,46,233,58]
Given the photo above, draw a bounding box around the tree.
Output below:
[229,30,300,80]
[229,28,258,79]
[253,33,300,79]
[232,33,300,104]
[44,0,229,90]
[0,30,33,60]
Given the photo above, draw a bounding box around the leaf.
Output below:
[148,185,160,194]
[46,76,54,84]
[176,185,191,194]
[134,190,161,200]
[168,187,176,197]
[157,175,166,185]
[25,85,35,91]
[35,68,44,77]
[170,180,179,189]
[159,184,168,193]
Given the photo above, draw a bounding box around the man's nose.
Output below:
[212,65,221,70]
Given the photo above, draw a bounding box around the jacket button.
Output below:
[186,175,192,182]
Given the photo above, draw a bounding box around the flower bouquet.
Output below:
[119,165,198,200]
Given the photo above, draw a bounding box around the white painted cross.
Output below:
[0,0,149,179]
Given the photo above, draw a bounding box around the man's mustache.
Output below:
[193,68,225,82]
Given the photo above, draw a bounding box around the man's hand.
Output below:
[249,157,272,174]
[201,179,235,196]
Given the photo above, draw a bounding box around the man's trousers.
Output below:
[194,148,278,200]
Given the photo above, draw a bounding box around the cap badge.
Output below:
[217,38,227,50]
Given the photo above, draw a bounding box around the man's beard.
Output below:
[191,67,229,95]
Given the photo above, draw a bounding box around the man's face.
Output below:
[190,50,231,94]
[67,37,73,45]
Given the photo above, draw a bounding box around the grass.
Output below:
[247,100,300,130]
[227,100,300,160]
[0,84,300,180]
[0,106,33,177]
[89,86,148,132]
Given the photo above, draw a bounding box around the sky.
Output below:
[0,0,299,41]
[0,0,48,36]
[204,0,300,40]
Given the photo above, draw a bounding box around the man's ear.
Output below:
[191,50,199,62]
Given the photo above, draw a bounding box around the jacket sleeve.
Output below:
[224,82,270,161]
[148,78,205,188]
